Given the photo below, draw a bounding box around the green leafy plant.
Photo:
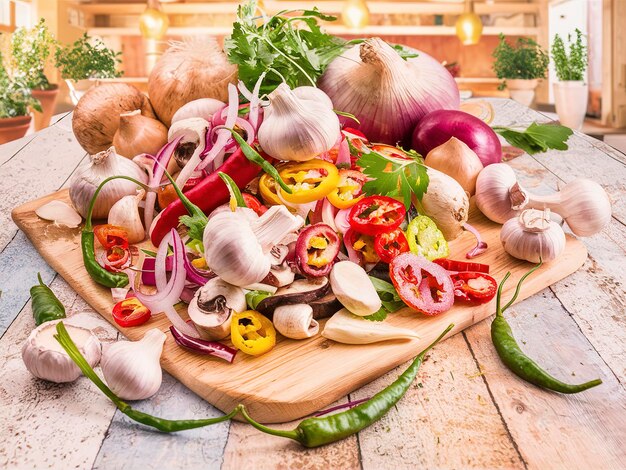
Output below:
[10,18,57,90]
[0,67,42,118]
[55,33,122,81]
[492,34,549,89]
[551,29,587,81]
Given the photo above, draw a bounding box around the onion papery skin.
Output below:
[318,38,460,145]
[412,109,502,166]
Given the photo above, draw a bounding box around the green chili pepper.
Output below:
[491,261,602,394]
[405,215,449,261]
[30,273,66,326]
[240,323,455,448]
[54,322,241,432]
[226,129,293,194]
[82,175,150,288]
[218,172,247,209]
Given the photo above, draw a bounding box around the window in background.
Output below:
[0,0,31,33]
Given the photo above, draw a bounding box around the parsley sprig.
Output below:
[364,276,406,322]
[493,122,573,155]
[352,140,429,210]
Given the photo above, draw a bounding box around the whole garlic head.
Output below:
[101,329,166,400]
[22,320,101,383]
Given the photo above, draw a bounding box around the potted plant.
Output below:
[10,18,58,131]
[551,29,588,130]
[55,34,122,105]
[492,34,549,107]
[0,57,42,144]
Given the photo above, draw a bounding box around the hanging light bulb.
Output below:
[455,0,483,45]
[342,0,370,30]
[139,0,169,40]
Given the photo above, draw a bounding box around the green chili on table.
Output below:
[240,323,455,447]
[491,261,602,394]
[54,322,240,432]
[30,273,66,326]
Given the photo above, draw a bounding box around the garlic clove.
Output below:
[35,200,82,228]
[108,189,146,244]
[101,328,166,401]
[330,261,381,316]
[322,308,419,345]
[22,320,101,383]
[273,304,319,340]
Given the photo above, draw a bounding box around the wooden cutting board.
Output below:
[12,189,587,423]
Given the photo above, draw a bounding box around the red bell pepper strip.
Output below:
[374,229,410,264]
[112,297,151,327]
[150,147,260,246]
[433,258,490,274]
[451,272,497,304]
[389,252,454,316]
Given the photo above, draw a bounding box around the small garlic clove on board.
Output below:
[273,304,319,340]
[330,261,381,316]
[322,309,419,345]
[22,320,101,383]
[35,200,82,228]
[101,329,166,400]
[108,189,146,244]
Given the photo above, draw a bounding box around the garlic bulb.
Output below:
[476,163,612,236]
[273,304,319,340]
[425,137,483,195]
[108,189,146,244]
[112,110,169,159]
[69,146,148,219]
[101,329,166,400]
[322,308,419,345]
[258,83,340,162]
[22,320,101,383]
[264,86,333,120]
[171,98,225,124]
[500,209,566,263]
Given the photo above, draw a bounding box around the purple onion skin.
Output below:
[170,326,237,363]
[411,110,502,166]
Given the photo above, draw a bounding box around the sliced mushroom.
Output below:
[256,277,330,317]
[310,292,342,320]
[273,304,319,339]
[269,244,290,266]
[188,278,246,340]
[330,261,381,316]
[262,263,296,288]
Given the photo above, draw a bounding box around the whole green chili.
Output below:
[54,322,241,432]
[491,261,602,394]
[30,273,66,325]
[240,323,455,448]
[82,175,150,288]
[225,129,293,194]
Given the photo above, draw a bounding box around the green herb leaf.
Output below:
[368,276,406,313]
[363,307,389,322]
[141,248,158,257]
[493,122,573,155]
[356,143,429,209]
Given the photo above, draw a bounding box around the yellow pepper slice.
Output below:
[327,169,367,209]
[278,160,340,204]
[259,173,283,206]
[230,310,276,356]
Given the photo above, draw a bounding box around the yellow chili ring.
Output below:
[278,160,340,204]
[259,173,283,206]
[327,169,367,210]
[230,310,277,356]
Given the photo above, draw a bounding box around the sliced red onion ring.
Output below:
[183,252,215,286]
[198,84,239,172]
[141,255,173,286]
[170,326,237,363]
[334,208,351,235]
[134,228,198,337]
[335,137,351,167]
[344,229,363,266]
[180,285,200,304]
[144,137,182,235]
[314,397,371,417]
[463,223,488,259]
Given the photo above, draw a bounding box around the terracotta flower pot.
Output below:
[31,85,59,131]
[0,115,32,144]
[506,79,539,107]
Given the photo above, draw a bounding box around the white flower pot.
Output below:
[507,79,539,107]
[65,79,95,105]
[553,81,588,130]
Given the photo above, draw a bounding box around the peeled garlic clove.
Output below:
[22,320,101,383]
[322,309,419,345]
[35,200,82,228]
[273,304,319,340]
[101,329,166,401]
[330,261,381,316]
[108,189,146,244]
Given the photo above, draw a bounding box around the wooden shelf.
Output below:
[84,25,538,37]
[69,1,540,16]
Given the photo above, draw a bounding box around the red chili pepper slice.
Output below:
[374,229,410,264]
[451,272,497,304]
[94,225,129,249]
[370,144,414,161]
[434,258,490,274]
[348,196,406,236]
[295,223,341,277]
[389,252,454,316]
[242,193,268,216]
[112,298,151,327]
[344,229,379,265]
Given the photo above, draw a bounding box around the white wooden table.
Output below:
[1,100,625,469]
